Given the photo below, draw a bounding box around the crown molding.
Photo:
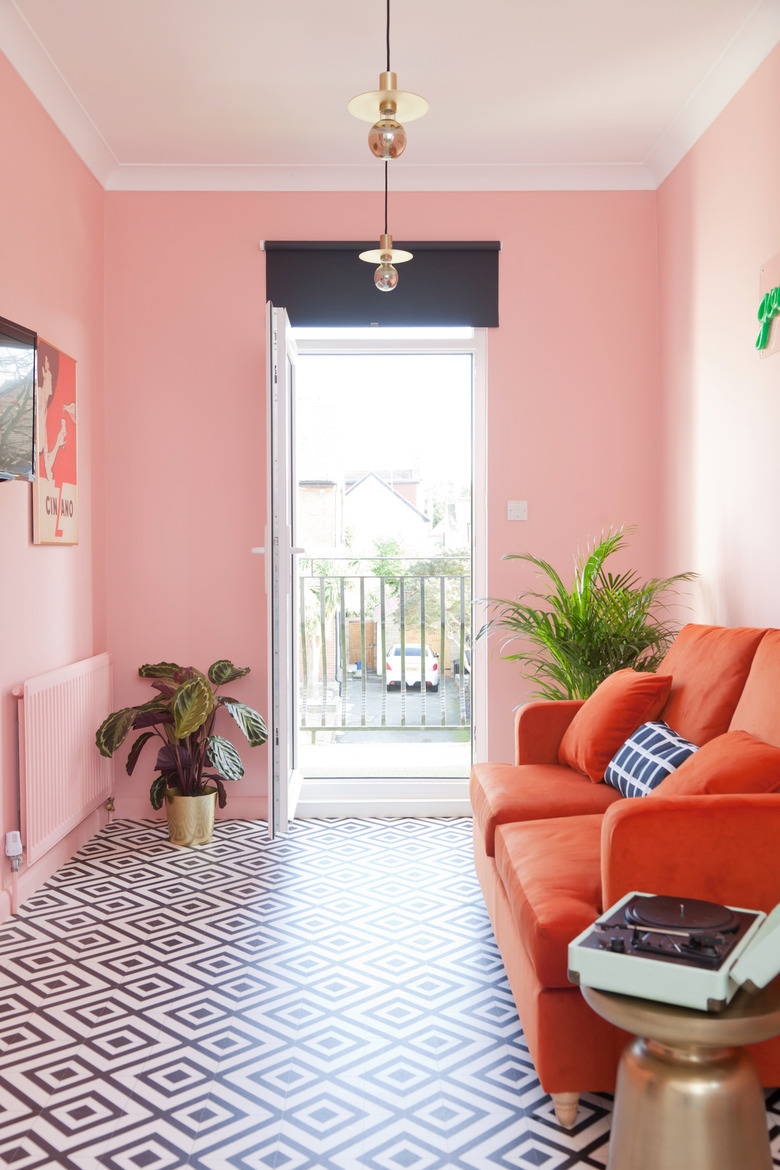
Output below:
[2,0,778,194]
[104,162,656,193]
[0,1,116,186]
[645,0,780,187]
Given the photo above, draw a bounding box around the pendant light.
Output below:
[359,163,412,291]
[348,0,428,161]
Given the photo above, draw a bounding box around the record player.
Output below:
[568,891,780,1012]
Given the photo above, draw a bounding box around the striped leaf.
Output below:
[206,735,244,782]
[149,776,168,810]
[96,708,136,757]
[171,674,214,739]
[208,660,251,687]
[139,662,183,680]
[125,731,155,776]
[220,699,268,747]
[132,702,173,729]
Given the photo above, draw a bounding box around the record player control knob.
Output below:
[608,938,626,953]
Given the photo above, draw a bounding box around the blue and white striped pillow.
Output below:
[604,721,699,798]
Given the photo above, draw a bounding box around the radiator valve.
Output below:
[5,832,22,873]
[5,831,22,858]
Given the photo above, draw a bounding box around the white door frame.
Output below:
[266,303,303,836]
[288,328,488,816]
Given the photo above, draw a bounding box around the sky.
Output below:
[295,352,473,489]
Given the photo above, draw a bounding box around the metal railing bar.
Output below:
[359,577,367,726]
[301,555,470,563]
[419,577,426,725]
[299,571,467,583]
[339,577,348,729]
[399,578,406,726]
[297,724,465,733]
[319,579,328,727]
[380,578,388,726]
[440,575,447,724]
[459,575,467,726]
[299,576,309,732]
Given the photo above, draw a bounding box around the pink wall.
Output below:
[2,22,775,914]
[658,44,780,626]
[104,187,663,801]
[0,51,106,918]
[0,41,673,860]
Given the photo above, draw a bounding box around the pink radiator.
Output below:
[14,654,113,864]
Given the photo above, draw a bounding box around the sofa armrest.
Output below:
[514,700,584,765]
[601,794,780,912]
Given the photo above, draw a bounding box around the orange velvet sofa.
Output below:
[470,624,780,1127]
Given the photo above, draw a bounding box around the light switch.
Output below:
[507,500,528,521]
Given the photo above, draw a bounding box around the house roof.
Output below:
[345,470,419,485]
[345,472,430,524]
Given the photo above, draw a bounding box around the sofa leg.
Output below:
[551,1092,580,1128]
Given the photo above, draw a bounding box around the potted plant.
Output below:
[476,527,696,700]
[96,659,267,845]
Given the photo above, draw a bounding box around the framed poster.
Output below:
[33,339,78,545]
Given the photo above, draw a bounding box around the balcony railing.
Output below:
[297,557,471,739]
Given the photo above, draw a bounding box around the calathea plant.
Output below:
[96,660,267,809]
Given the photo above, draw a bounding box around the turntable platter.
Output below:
[626,895,738,932]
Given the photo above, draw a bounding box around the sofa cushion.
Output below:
[654,729,780,797]
[558,669,672,782]
[604,721,699,798]
[658,624,767,746]
[495,815,603,988]
[728,630,780,748]
[470,762,623,857]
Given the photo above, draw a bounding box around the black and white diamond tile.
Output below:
[0,816,777,1170]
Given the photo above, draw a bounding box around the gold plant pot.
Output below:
[164,787,217,846]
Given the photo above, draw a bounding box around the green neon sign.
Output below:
[756,284,780,350]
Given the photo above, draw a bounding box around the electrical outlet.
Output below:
[507,500,528,521]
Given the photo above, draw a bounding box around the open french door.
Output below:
[266,302,303,837]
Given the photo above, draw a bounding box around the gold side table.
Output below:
[582,975,780,1170]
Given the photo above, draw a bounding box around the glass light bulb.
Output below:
[368,117,407,160]
[374,261,398,292]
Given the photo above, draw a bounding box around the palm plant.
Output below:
[476,527,696,700]
[95,659,267,809]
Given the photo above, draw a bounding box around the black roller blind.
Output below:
[265,241,500,327]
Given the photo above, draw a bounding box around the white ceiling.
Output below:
[1,0,779,191]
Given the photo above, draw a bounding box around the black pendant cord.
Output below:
[386,0,391,71]
[384,162,389,236]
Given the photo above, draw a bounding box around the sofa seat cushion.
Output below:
[658,624,767,746]
[655,729,780,796]
[558,669,672,782]
[494,815,604,988]
[729,631,780,748]
[470,762,623,857]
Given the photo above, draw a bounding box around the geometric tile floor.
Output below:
[0,817,778,1170]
